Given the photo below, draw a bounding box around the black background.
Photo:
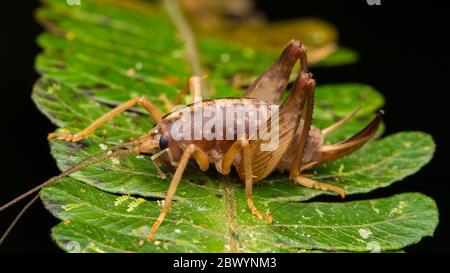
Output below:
[0,0,448,253]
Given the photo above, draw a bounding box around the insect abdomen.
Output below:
[163,98,276,154]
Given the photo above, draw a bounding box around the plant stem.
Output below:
[163,0,208,97]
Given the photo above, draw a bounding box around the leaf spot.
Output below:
[389,201,408,216]
[157,200,165,207]
[127,198,145,212]
[220,53,231,63]
[370,200,380,214]
[366,241,381,253]
[171,49,183,59]
[48,83,61,93]
[87,242,105,253]
[126,68,136,77]
[358,228,373,239]
[242,48,255,59]
[132,225,149,237]
[65,32,76,41]
[111,157,121,165]
[135,62,143,70]
[315,208,325,218]
[61,203,81,212]
[114,194,131,206]
[196,206,208,212]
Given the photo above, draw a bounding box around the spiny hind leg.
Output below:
[293,175,346,198]
[48,96,164,142]
[241,140,272,224]
[285,74,346,197]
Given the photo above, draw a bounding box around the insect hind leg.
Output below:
[292,110,384,198]
[293,175,346,198]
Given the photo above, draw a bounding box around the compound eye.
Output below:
[159,134,169,150]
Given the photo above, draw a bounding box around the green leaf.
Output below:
[30,0,438,252]
[315,47,359,67]
[42,182,437,253]
[182,2,358,65]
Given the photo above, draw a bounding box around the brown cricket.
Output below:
[0,40,382,242]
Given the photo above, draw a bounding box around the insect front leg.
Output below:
[147,144,209,240]
[48,96,164,142]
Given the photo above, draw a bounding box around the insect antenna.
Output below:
[0,139,143,213]
[150,147,168,161]
[0,194,40,246]
[151,147,178,167]
[150,148,170,179]
[0,139,159,246]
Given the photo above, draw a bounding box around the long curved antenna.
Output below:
[0,139,159,247]
[0,194,40,246]
[0,140,145,213]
